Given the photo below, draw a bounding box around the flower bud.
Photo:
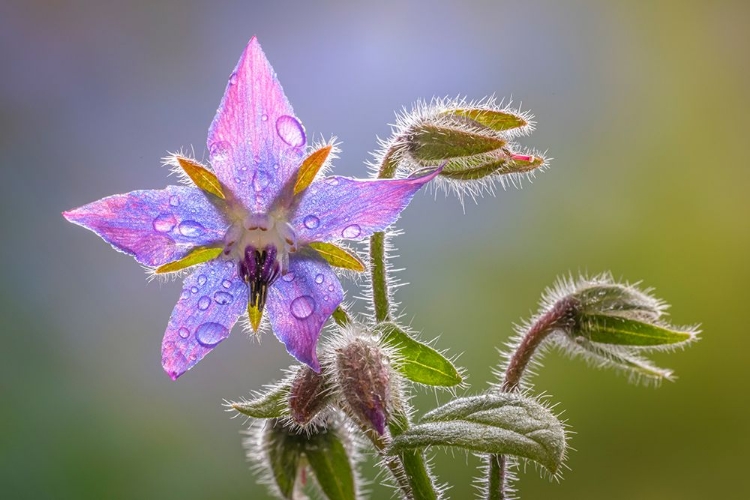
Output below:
[289,365,332,426]
[335,336,392,435]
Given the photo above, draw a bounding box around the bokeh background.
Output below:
[2,0,748,498]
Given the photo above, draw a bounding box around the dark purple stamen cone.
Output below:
[289,365,331,426]
[239,244,281,315]
[335,338,391,435]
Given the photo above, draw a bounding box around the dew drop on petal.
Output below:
[315,274,324,284]
[282,272,295,282]
[222,279,232,289]
[229,71,238,85]
[198,296,211,310]
[290,295,316,320]
[303,215,320,229]
[342,224,362,239]
[191,286,199,294]
[325,178,339,186]
[328,285,334,292]
[195,322,228,347]
[214,291,233,305]
[261,113,268,122]
[254,171,270,191]
[197,275,207,286]
[178,220,205,238]
[178,327,190,339]
[189,354,197,361]
[153,213,177,232]
[180,289,189,300]
[169,195,180,207]
[209,141,231,162]
[275,115,306,147]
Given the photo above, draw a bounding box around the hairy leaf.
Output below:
[231,382,290,419]
[304,428,357,500]
[176,156,225,199]
[155,245,223,274]
[447,108,528,132]
[580,314,696,346]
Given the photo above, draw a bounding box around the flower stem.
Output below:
[487,296,579,499]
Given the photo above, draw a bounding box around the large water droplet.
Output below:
[197,275,207,286]
[282,272,295,282]
[228,71,238,85]
[195,322,228,348]
[253,171,270,190]
[178,327,190,339]
[222,279,232,289]
[341,224,362,239]
[198,296,211,310]
[169,195,180,207]
[275,115,306,147]
[315,274,324,284]
[290,295,315,320]
[153,213,176,232]
[178,220,204,238]
[214,291,234,305]
[303,215,320,229]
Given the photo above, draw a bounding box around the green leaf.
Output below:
[304,428,357,500]
[573,338,675,381]
[580,314,696,346]
[231,382,290,419]
[446,108,528,132]
[308,242,365,271]
[408,124,506,162]
[155,245,223,274]
[377,323,462,387]
[263,420,303,499]
[388,394,566,474]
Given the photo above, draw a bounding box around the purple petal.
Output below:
[292,167,441,244]
[207,37,305,213]
[161,259,248,380]
[64,186,228,267]
[265,253,344,371]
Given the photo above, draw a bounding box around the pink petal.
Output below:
[161,259,248,380]
[63,186,227,267]
[291,167,441,244]
[265,253,344,371]
[207,37,305,213]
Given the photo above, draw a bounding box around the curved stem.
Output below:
[488,296,579,499]
[370,231,391,322]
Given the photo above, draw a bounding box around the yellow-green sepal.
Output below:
[176,156,226,199]
[446,108,529,132]
[308,242,365,272]
[293,145,332,196]
[154,245,223,274]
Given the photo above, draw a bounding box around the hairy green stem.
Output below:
[488,296,579,499]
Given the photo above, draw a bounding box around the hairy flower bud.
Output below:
[335,336,392,435]
[289,365,332,426]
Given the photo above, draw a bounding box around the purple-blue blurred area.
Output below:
[2,0,749,498]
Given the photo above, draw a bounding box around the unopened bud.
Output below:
[289,365,331,426]
[335,337,391,435]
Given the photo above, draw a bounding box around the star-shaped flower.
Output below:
[64,38,439,379]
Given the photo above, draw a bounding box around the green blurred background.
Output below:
[2,0,748,498]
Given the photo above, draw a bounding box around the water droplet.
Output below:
[328,285,334,292]
[169,195,180,207]
[342,224,362,239]
[191,286,199,294]
[198,296,211,310]
[209,141,231,161]
[178,220,205,238]
[152,213,176,232]
[325,177,339,186]
[178,327,190,339]
[189,354,197,361]
[195,322,228,348]
[197,275,207,286]
[273,163,280,170]
[180,289,189,300]
[234,177,241,184]
[275,115,306,147]
[214,291,233,305]
[222,279,232,289]
[229,71,238,85]
[315,274,324,284]
[323,295,329,301]
[261,113,268,122]
[290,295,316,320]
[303,215,320,229]
[254,171,270,190]
[282,272,295,282]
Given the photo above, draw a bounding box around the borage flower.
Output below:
[64,38,439,379]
